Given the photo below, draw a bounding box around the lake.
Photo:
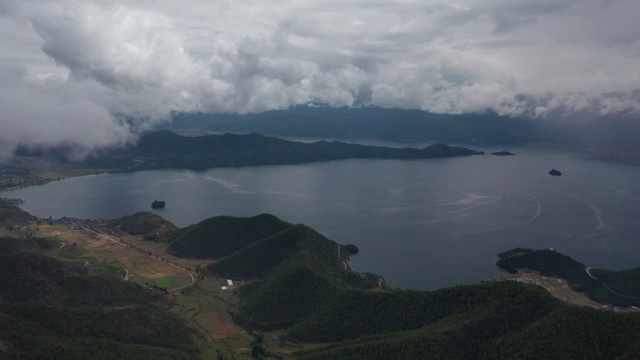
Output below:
[4,144,640,290]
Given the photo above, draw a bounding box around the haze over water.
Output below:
[4,144,640,290]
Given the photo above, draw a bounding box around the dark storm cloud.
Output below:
[0,0,639,159]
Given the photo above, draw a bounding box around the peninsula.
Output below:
[77,131,484,171]
[3,131,485,190]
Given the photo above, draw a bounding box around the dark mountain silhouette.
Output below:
[80,131,484,170]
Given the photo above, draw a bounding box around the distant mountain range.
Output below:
[80,130,483,171]
[166,106,535,145]
[165,105,640,152]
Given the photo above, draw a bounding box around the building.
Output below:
[221,279,234,290]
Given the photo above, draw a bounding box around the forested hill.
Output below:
[167,213,292,258]
[191,217,640,359]
[80,130,483,170]
[112,212,178,243]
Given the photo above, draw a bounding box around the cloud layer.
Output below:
[1,0,639,158]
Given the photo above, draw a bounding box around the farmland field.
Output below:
[24,223,204,291]
[166,277,253,359]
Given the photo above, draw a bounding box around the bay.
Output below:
[4,144,640,290]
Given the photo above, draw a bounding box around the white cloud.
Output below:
[1,0,639,158]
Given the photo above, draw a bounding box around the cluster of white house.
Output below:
[221,279,234,290]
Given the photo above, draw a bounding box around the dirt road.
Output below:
[586,267,639,300]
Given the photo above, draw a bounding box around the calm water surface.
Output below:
[4,144,640,290]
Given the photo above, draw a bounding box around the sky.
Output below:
[1,0,639,158]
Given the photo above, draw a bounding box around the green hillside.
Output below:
[112,211,178,242]
[198,219,640,359]
[0,244,197,359]
[206,224,337,278]
[0,198,35,226]
[591,267,640,298]
[297,300,640,360]
[481,306,640,359]
[206,223,377,328]
[168,213,292,258]
[295,282,555,359]
[288,279,557,342]
[0,236,56,255]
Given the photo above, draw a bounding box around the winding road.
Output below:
[586,267,639,300]
[48,241,66,253]
[172,272,196,292]
[337,244,349,271]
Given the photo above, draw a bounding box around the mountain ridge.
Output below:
[77,130,484,170]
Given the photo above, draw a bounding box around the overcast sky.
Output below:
[1,0,639,158]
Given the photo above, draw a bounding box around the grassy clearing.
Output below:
[166,276,254,359]
[155,277,173,288]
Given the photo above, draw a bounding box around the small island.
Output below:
[548,169,562,176]
[151,200,166,209]
[491,151,515,156]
